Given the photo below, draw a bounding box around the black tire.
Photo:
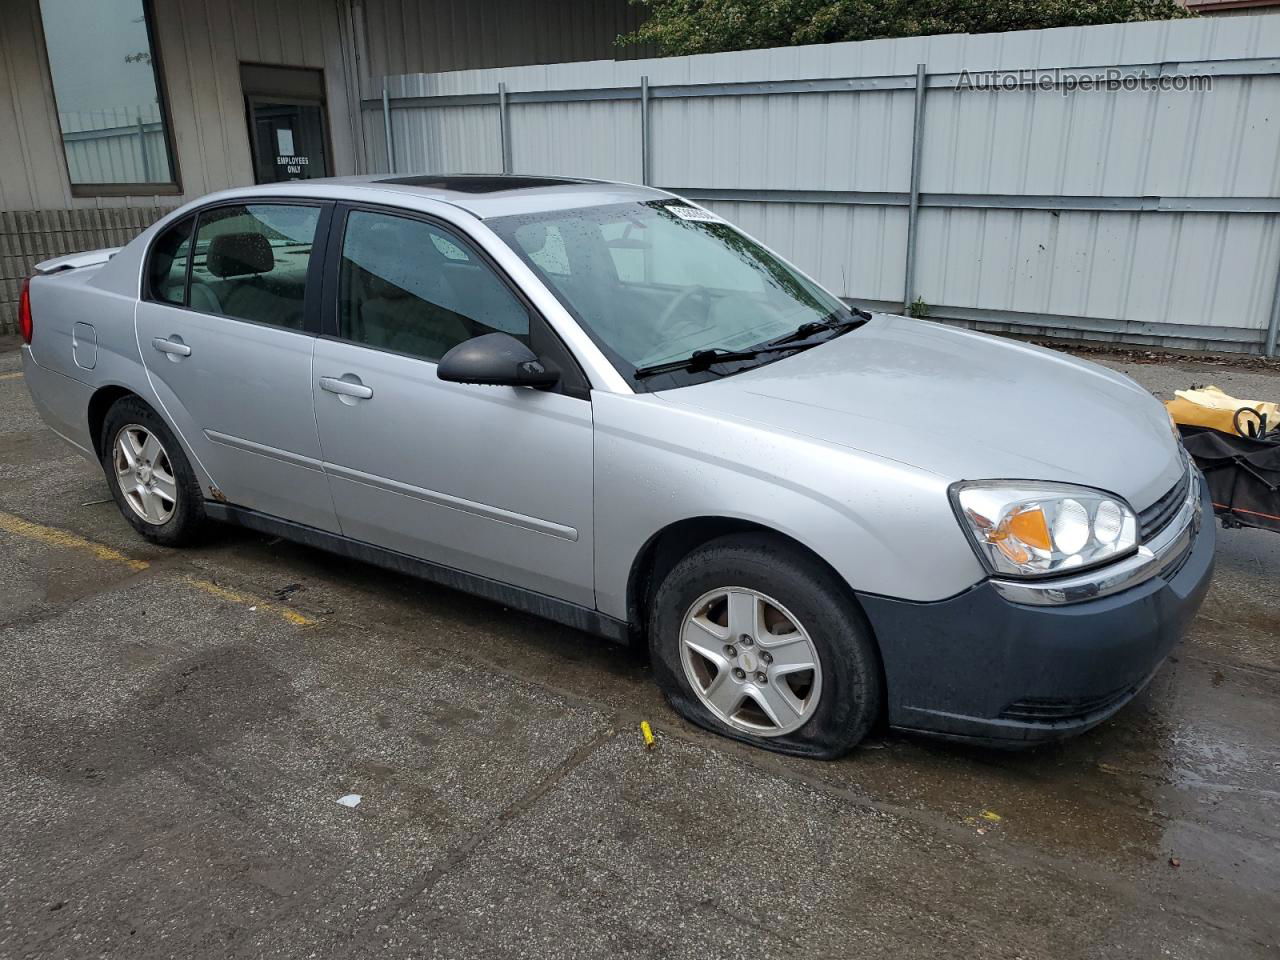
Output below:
[100,396,205,547]
[649,533,883,759]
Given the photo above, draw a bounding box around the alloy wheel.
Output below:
[679,587,822,736]
[113,424,178,525]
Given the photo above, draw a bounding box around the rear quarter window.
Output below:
[146,216,194,305]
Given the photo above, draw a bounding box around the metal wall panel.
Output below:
[0,0,75,212]
[511,100,642,181]
[369,15,1280,352]
[390,103,504,174]
[361,0,653,84]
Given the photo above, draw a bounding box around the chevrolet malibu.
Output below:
[17,175,1213,757]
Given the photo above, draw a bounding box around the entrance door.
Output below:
[241,64,332,184]
[248,99,330,183]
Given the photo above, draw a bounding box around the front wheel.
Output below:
[649,534,883,759]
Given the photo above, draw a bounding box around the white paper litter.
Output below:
[336,794,362,808]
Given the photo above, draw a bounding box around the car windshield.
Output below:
[488,200,858,387]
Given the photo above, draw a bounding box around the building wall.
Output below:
[0,0,364,331]
[0,0,650,332]
[359,0,652,86]
[0,0,363,213]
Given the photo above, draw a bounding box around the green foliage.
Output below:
[908,296,930,319]
[618,0,1193,56]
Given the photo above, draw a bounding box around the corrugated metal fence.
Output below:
[362,17,1280,355]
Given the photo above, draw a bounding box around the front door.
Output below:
[136,201,341,533]
[311,207,596,607]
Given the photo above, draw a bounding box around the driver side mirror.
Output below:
[437,332,560,389]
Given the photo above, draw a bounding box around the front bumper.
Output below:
[858,480,1215,746]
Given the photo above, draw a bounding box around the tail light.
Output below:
[18,276,33,345]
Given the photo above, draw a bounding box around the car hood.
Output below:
[657,314,1183,510]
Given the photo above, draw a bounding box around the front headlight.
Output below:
[950,481,1139,579]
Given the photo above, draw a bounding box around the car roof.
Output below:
[214,174,674,220]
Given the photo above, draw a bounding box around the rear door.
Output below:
[135,200,341,532]
[310,205,595,606]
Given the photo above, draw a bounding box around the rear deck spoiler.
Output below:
[34,247,121,275]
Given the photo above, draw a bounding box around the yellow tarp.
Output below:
[1166,385,1280,436]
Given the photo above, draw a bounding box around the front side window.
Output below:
[38,0,177,192]
[187,204,320,329]
[489,201,855,387]
[337,210,530,363]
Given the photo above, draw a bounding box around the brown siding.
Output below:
[0,0,364,331]
[0,0,362,213]
[361,0,654,82]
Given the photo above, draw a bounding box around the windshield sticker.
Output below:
[665,204,724,224]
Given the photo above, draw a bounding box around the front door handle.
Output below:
[319,375,374,400]
[152,337,191,358]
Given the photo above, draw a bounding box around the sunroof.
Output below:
[376,175,590,193]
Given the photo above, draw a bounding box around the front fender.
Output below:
[591,392,984,621]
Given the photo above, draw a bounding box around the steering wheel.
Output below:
[657,285,710,332]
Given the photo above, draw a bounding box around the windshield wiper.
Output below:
[633,308,872,380]
[765,311,870,347]
[633,340,822,379]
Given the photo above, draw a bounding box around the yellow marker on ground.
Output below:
[0,509,149,571]
[186,577,316,627]
[0,508,313,626]
[640,720,655,749]
[980,810,1003,823]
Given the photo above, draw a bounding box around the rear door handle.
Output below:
[319,376,374,400]
[152,337,191,357]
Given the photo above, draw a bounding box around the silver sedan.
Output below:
[18,175,1212,757]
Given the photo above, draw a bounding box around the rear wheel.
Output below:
[649,534,882,758]
[100,397,204,546]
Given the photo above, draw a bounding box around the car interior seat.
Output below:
[205,232,303,329]
[353,223,473,360]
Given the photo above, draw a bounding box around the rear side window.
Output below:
[337,210,530,363]
[147,216,194,305]
[187,204,320,329]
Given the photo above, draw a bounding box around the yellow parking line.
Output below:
[0,372,23,381]
[0,509,149,571]
[0,509,314,626]
[186,577,316,627]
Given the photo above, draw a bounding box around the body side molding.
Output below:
[203,502,627,643]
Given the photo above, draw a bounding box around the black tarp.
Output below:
[1179,425,1280,534]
